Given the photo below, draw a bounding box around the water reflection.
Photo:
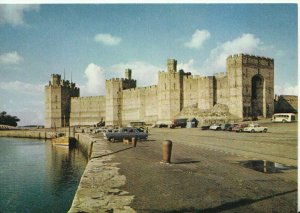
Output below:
[48,144,87,196]
[240,160,297,173]
[0,138,87,213]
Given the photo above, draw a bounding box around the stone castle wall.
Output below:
[46,54,275,127]
[121,85,159,125]
[70,96,106,126]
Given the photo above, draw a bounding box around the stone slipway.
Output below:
[68,134,136,213]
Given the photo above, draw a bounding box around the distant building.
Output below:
[274,95,298,113]
[45,54,275,128]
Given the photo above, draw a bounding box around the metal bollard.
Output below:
[162,140,173,163]
[132,137,137,147]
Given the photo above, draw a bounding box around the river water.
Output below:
[0,137,88,213]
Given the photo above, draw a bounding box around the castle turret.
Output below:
[45,74,79,128]
[167,59,177,73]
[125,69,132,80]
[50,74,61,86]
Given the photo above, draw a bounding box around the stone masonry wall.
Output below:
[183,75,198,108]
[70,96,106,126]
[121,85,159,125]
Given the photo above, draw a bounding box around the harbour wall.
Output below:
[0,130,135,212]
[0,130,55,139]
[68,133,135,212]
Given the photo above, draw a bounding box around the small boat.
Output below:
[52,136,76,147]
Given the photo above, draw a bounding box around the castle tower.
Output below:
[158,59,184,123]
[226,54,274,119]
[45,74,79,128]
[105,69,137,126]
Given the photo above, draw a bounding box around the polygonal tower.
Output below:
[45,74,79,128]
[158,59,184,123]
[226,54,274,119]
[105,69,136,126]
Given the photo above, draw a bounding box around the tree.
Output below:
[0,111,20,127]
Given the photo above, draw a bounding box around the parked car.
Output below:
[158,123,168,128]
[243,124,268,133]
[220,123,232,131]
[103,127,148,142]
[201,125,210,130]
[209,124,221,131]
[170,118,188,128]
[232,123,249,132]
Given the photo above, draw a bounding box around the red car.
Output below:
[232,123,249,132]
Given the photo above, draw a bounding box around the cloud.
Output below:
[0,5,40,26]
[81,63,106,96]
[110,61,163,86]
[0,81,43,94]
[0,51,23,65]
[184,29,211,49]
[11,109,44,126]
[200,33,264,75]
[275,84,298,96]
[178,59,201,75]
[94,33,122,46]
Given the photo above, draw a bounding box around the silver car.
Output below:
[104,127,148,142]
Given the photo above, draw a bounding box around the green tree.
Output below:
[0,111,20,127]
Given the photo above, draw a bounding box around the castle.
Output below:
[45,54,274,128]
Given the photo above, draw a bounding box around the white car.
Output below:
[209,124,221,131]
[243,124,268,133]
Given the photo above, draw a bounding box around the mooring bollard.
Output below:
[162,140,173,163]
[132,137,137,147]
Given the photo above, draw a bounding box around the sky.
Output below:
[0,4,298,125]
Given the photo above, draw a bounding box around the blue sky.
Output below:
[0,4,298,125]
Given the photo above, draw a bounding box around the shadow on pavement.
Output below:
[91,146,134,159]
[172,160,201,164]
[139,189,297,213]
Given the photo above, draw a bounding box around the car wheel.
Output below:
[110,137,115,143]
[263,129,267,133]
[238,129,242,133]
[282,119,287,123]
[251,129,255,133]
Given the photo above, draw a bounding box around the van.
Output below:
[170,118,188,128]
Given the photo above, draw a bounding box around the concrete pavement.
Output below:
[102,121,297,212]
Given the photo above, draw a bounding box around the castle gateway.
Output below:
[45,54,274,128]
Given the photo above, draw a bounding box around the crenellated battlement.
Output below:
[72,95,104,100]
[48,74,79,91]
[227,53,274,66]
[198,76,214,80]
[214,72,227,78]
